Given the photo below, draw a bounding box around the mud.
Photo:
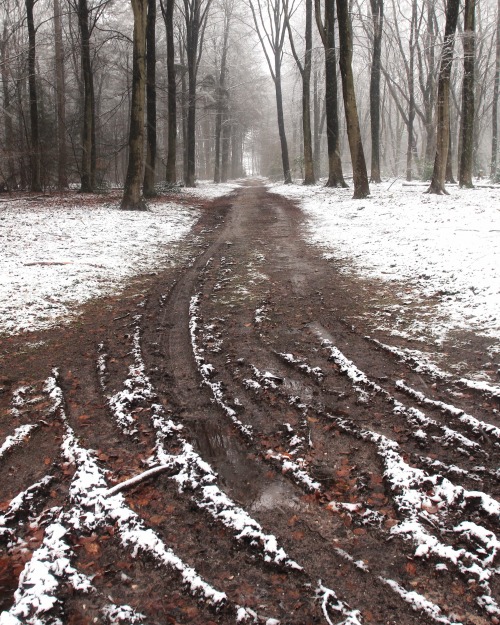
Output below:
[1,181,499,625]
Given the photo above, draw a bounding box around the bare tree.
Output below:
[121,0,148,210]
[54,0,68,189]
[336,0,369,198]
[76,0,96,192]
[160,0,177,183]
[26,0,42,191]
[183,0,212,186]
[285,0,315,184]
[491,0,500,179]
[427,0,460,194]
[369,0,383,182]
[315,0,346,186]
[249,0,292,183]
[214,0,233,183]
[143,0,157,197]
[459,0,475,187]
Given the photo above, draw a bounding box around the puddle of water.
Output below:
[190,418,300,512]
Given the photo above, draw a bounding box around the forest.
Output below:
[0,0,498,206]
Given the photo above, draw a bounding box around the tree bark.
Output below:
[1,25,16,189]
[369,0,383,183]
[315,0,346,187]
[78,0,96,192]
[336,0,369,198]
[161,0,177,184]
[214,7,231,183]
[54,0,68,190]
[143,0,157,197]
[286,0,315,184]
[491,0,500,179]
[26,0,42,192]
[427,0,460,194]
[249,0,291,184]
[459,0,475,187]
[121,0,148,210]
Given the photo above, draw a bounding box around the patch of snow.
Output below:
[0,424,38,459]
[0,200,199,335]
[270,182,500,344]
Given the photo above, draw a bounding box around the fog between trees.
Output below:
[0,0,498,205]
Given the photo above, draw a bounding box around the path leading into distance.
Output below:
[1,181,499,625]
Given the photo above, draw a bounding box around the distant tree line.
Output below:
[0,0,499,205]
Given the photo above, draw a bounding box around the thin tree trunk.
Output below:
[54,0,68,189]
[336,0,369,198]
[369,0,383,183]
[214,10,231,183]
[321,0,346,186]
[221,111,230,181]
[275,60,292,183]
[313,69,321,177]
[26,0,42,192]
[78,0,96,192]
[459,0,475,187]
[121,0,148,210]
[161,0,177,183]
[1,27,16,189]
[406,0,417,181]
[491,0,500,179]
[143,0,157,196]
[427,0,460,194]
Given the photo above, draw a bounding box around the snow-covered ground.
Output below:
[270,181,500,350]
[0,183,239,335]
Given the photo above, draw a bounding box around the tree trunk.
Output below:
[491,0,500,179]
[301,0,315,184]
[422,0,437,180]
[406,0,417,181]
[214,11,230,183]
[54,0,68,190]
[1,26,16,190]
[313,69,321,178]
[121,0,148,210]
[143,0,157,197]
[427,0,460,194]
[161,0,177,184]
[275,60,292,184]
[221,111,231,181]
[336,0,369,198]
[459,0,475,187]
[369,0,383,183]
[26,0,42,192]
[318,0,346,187]
[78,0,96,192]
[446,120,456,183]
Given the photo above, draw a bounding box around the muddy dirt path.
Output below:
[1,181,499,625]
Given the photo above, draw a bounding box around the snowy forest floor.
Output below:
[1,180,500,625]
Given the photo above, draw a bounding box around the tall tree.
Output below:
[249,0,292,183]
[491,0,500,179]
[143,0,157,197]
[54,0,68,189]
[1,23,17,189]
[335,0,369,198]
[77,0,96,192]
[427,0,460,194]
[214,0,232,183]
[459,0,475,187]
[183,0,212,186]
[286,0,315,184]
[315,0,346,186]
[369,0,383,183]
[160,0,177,183]
[26,0,42,192]
[121,0,148,210]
